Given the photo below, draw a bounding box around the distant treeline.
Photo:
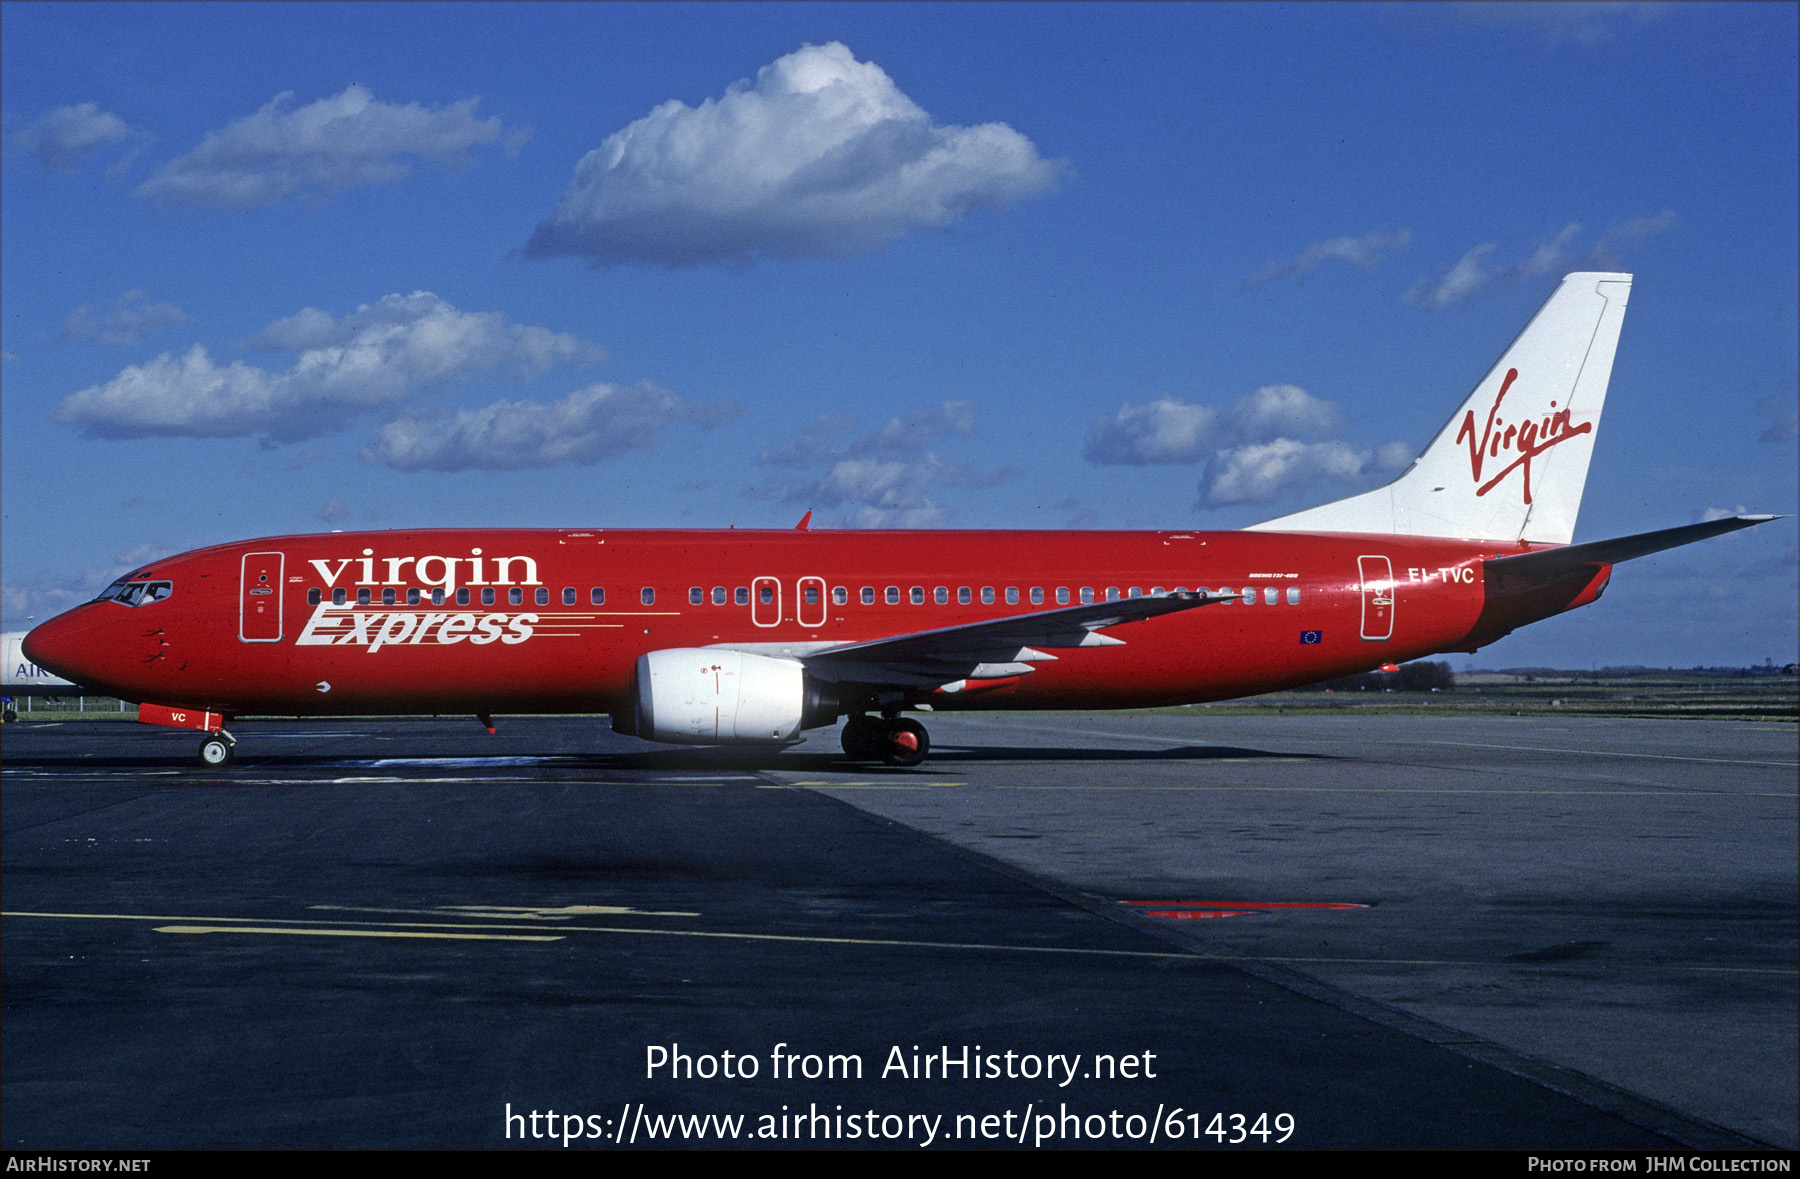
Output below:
[1307,661,1456,693]
[1486,664,1798,678]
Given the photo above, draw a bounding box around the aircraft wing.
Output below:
[794,590,1235,689]
[1484,514,1782,581]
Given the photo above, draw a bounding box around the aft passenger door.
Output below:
[240,551,285,642]
[1357,555,1393,641]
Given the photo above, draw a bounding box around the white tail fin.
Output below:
[1247,272,1632,544]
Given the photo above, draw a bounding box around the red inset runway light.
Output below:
[1121,900,1369,920]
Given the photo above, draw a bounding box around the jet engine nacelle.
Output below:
[627,648,837,745]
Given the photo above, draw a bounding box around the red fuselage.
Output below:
[22,527,1606,721]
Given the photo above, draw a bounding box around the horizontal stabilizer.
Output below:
[1484,515,1783,580]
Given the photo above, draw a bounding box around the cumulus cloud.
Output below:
[1085,384,1343,465]
[362,382,735,471]
[753,400,1005,527]
[1512,222,1584,279]
[1404,242,1500,310]
[1451,2,1667,47]
[1243,228,1411,289]
[1406,215,1675,308]
[1228,383,1345,442]
[137,84,508,207]
[1601,209,1677,243]
[60,290,189,345]
[1086,384,1409,507]
[524,42,1061,267]
[1755,392,1798,443]
[1083,396,1219,465]
[1590,210,1677,268]
[1204,440,1381,506]
[53,292,598,442]
[14,103,133,171]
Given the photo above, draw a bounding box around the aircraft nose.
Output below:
[21,607,104,685]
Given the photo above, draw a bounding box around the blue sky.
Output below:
[3,2,1795,668]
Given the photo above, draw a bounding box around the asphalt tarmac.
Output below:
[2,713,1793,1150]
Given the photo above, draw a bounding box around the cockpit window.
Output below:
[95,577,174,607]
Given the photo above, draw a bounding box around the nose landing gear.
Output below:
[198,731,236,766]
[841,714,930,767]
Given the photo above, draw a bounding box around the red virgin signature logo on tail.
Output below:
[1455,368,1590,504]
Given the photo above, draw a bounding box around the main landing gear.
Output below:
[841,713,930,768]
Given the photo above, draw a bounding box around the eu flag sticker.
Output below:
[1299,630,1323,645]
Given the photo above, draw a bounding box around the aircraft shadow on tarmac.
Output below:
[2,743,1336,773]
[621,744,1340,771]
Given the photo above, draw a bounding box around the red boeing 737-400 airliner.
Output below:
[22,273,1780,766]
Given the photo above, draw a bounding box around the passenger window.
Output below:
[862,587,875,605]
[382,588,396,605]
[643,587,656,605]
[408,588,422,605]
[357,588,371,606]
[509,588,524,606]
[886,587,900,604]
[308,588,321,605]
[431,589,445,605]
[690,587,704,605]
[982,587,995,605]
[1261,587,1274,605]
[713,587,727,605]
[1080,587,1094,604]
[805,585,820,605]
[482,588,496,606]
[934,587,948,604]
[759,585,773,604]
[536,588,550,606]
[958,587,971,604]
[736,587,749,605]
[460,588,472,605]
[910,587,925,605]
[1287,587,1300,605]
[1056,588,1070,605]
[1104,587,1118,601]
[1005,587,1018,605]
[1241,587,1254,603]
[832,587,847,605]
[333,588,347,605]
[564,588,577,606]
[1032,588,1045,605]
[1129,586,1142,598]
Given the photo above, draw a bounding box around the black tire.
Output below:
[840,715,881,759]
[199,737,234,766]
[880,717,930,768]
